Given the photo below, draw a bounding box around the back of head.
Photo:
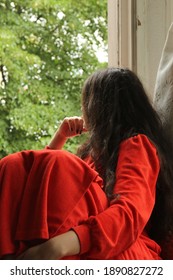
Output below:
[82,67,161,142]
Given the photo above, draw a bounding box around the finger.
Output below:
[69,117,81,134]
[66,119,72,132]
[68,119,76,133]
[76,118,86,134]
[63,117,84,135]
[63,118,75,133]
[78,118,85,134]
[74,118,81,134]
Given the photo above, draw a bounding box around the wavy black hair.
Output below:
[77,67,173,258]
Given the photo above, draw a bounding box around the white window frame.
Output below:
[108,0,173,97]
[108,0,137,71]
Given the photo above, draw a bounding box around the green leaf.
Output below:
[0,0,107,156]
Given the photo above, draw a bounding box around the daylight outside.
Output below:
[0,0,108,157]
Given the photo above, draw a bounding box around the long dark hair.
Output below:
[77,67,173,257]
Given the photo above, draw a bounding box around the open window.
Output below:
[108,0,173,97]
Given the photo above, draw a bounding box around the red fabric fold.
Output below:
[0,149,107,258]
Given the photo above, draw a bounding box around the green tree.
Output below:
[0,0,107,157]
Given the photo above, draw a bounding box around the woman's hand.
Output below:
[17,231,81,260]
[17,239,58,260]
[58,116,87,139]
[48,116,87,150]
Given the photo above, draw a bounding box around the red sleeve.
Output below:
[72,134,160,259]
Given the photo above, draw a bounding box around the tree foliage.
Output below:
[0,0,107,157]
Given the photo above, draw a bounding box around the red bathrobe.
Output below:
[0,134,163,259]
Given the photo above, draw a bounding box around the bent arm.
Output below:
[72,134,160,259]
[48,117,86,149]
[48,130,67,150]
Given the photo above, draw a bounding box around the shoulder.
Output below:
[117,134,160,172]
[120,134,157,155]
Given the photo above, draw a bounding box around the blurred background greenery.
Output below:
[0,0,107,157]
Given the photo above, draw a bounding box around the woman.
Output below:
[1,68,173,259]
